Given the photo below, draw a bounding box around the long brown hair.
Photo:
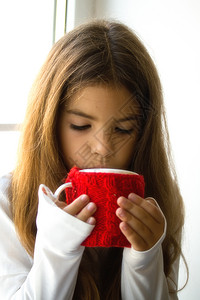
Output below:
[12,20,185,298]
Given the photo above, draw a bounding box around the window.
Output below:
[0,0,68,176]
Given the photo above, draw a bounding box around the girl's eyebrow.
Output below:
[66,109,137,122]
[66,109,96,120]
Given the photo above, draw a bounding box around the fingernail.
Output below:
[117,196,124,205]
[120,222,127,231]
[128,193,137,200]
[81,194,89,202]
[87,217,96,225]
[116,208,124,217]
[87,202,96,211]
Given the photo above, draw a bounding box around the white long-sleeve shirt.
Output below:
[0,174,179,299]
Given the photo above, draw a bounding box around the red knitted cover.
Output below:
[65,167,145,248]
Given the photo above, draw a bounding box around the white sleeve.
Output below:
[121,205,179,300]
[0,179,94,300]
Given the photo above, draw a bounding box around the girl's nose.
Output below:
[90,129,113,157]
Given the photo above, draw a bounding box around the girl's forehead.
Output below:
[66,84,139,116]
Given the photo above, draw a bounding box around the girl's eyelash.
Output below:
[70,124,91,131]
[70,124,133,134]
[115,127,134,134]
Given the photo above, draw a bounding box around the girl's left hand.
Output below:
[116,193,165,251]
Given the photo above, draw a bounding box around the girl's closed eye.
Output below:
[70,124,91,131]
[70,124,134,134]
[115,127,134,135]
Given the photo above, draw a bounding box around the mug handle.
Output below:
[54,182,72,200]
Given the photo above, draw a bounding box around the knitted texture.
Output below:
[65,167,145,248]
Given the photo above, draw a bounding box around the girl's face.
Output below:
[59,85,140,170]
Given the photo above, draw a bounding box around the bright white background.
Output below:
[0,1,199,299]
[0,0,54,175]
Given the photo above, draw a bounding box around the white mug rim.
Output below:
[80,168,138,175]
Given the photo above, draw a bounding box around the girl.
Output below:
[0,20,186,299]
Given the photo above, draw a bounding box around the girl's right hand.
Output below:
[55,194,97,225]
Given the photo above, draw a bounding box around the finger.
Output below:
[116,207,153,240]
[116,205,164,249]
[119,222,148,251]
[76,202,97,222]
[117,196,162,233]
[117,208,163,250]
[63,194,90,216]
[86,216,96,225]
[54,200,68,210]
[127,193,164,224]
[145,197,158,206]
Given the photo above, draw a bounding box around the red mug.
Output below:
[64,167,145,248]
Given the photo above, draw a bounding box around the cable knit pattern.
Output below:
[65,167,145,248]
